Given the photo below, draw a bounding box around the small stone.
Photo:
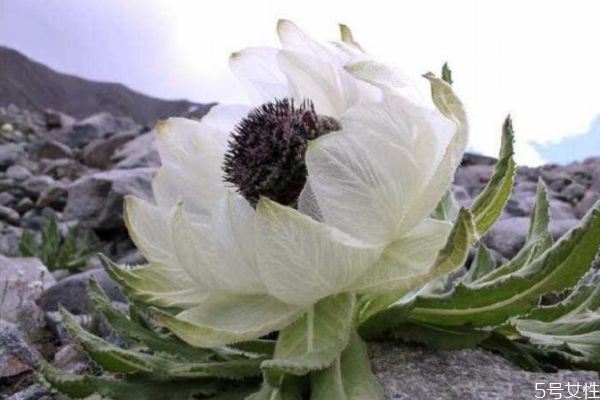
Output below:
[82,131,136,169]
[6,165,32,181]
[0,205,20,225]
[15,197,34,214]
[21,175,56,198]
[0,320,40,379]
[575,191,600,219]
[0,143,25,169]
[35,183,68,209]
[32,139,74,160]
[0,191,16,206]
[559,182,586,203]
[53,344,88,373]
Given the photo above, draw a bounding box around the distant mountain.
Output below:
[532,116,600,164]
[0,46,214,124]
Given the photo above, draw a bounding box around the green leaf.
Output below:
[477,179,553,283]
[245,377,305,400]
[441,62,453,85]
[479,332,550,372]
[431,190,459,221]
[41,362,223,400]
[262,293,355,387]
[357,208,474,338]
[462,243,496,283]
[60,307,264,379]
[87,278,213,361]
[409,200,600,327]
[311,333,385,400]
[470,116,516,236]
[390,321,491,350]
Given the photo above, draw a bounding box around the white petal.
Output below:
[306,126,423,244]
[199,104,252,149]
[230,47,289,104]
[399,74,469,231]
[255,198,382,306]
[211,193,266,294]
[347,218,453,293]
[123,195,175,265]
[170,203,220,291]
[153,294,303,347]
[277,19,334,62]
[105,260,206,309]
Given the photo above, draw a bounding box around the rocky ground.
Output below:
[0,104,599,399]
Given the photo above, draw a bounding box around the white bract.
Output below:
[116,20,468,347]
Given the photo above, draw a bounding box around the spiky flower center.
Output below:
[223,99,340,206]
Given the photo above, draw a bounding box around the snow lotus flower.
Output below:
[107,20,468,349]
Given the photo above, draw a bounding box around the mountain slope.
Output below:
[0,46,213,124]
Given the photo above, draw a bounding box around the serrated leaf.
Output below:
[357,208,474,338]
[88,278,213,361]
[245,377,305,400]
[41,362,223,400]
[262,293,354,387]
[311,333,385,400]
[60,307,264,379]
[441,62,453,85]
[462,243,496,283]
[477,179,553,283]
[391,321,491,351]
[431,190,459,221]
[470,116,516,236]
[409,200,600,327]
[479,332,550,372]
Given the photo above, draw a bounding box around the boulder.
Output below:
[39,268,125,314]
[0,143,25,169]
[31,139,73,160]
[112,131,160,169]
[0,205,20,225]
[0,320,40,379]
[453,165,494,197]
[82,131,136,169]
[21,175,56,198]
[63,168,154,229]
[63,112,139,148]
[0,224,23,256]
[371,342,599,400]
[6,165,32,182]
[0,255,54,325]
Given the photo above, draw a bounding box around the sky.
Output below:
[1,0,599,165]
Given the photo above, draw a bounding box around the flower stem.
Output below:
[307,304,315,353]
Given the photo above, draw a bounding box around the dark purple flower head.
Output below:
[223,98,340,206]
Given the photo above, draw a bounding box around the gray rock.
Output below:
[14,197,34,214]
[32,139,74,160]
[575,191,600,219]
[5,384,60,400]
[549,199,577,220]
[0,191,16,206]
[63,168,154,229]
[454,165,494,197]
[39,158,87,181]
[82,131,136,169]
[6,165,32,181]
[112,131,160,169]
[39,268,125,314]
[452,185,472,208]
[65,112,139,148]
[0,224,23,256]
[0,255,55,325]
[0,320,40,379]
[559,182,586,203]
[44,108,75,130]
[0,143,25,169]
[371,342,599,400]
[36,183,68,209]
[21,175,56,198]
[0,205,20,225]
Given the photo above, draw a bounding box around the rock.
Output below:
[0,191,16,206]
[44,108,75,130]
[20,208,60,230]
[52,344,88,373]
[549,218,579,240]
[370,342,599,400]
[461,152,498,166]
[575,191,600,219]
[0,205,20,225]
[35,183,68,209]
[39,158,87,181]
[483,217,530,259]
[452,185,471,208]
[63,168,154,229]
[21,175,56,198]
[0,320,40,379]
[15,197,34,214]
[39,268,125,314]
[5,384,59,400]
[559,182,586,203]
[504,192,576,220]
[0,255,55,325]
[0,224,23,256]
[549,199,577,220]
[65,112,139,148]
[6,165,32,181]
[0,143,25,169]
[454,165,494,197]
[32,139,74,160]
[82,131,136,169]
[112,131,159,169]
